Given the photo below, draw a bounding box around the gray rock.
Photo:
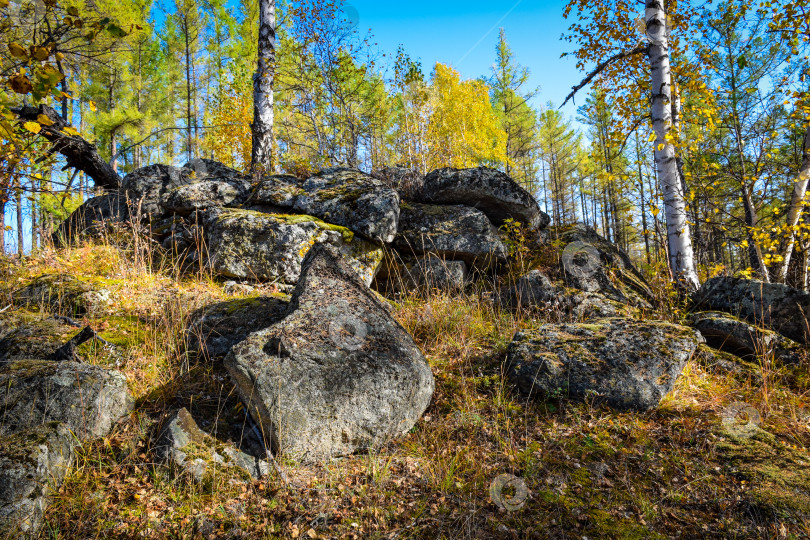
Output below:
[162,180,248,215]
[181,159,250,184]
[394,202,507,268]
[121,164,195,217]
[251,169,400,243]
[689,311,805,365]
[557,225,654,308]
[421,167,549,229]
[0,422,75,536]
[250,174,303,208]
[371,166,424,201]
[52,192,130,246]
[156,408,268,482]
[693,277,810,344]
[225,243,435,462]
[203,208,383,286]
[497,270,635,321]
[404,255,468,292]
[14,274,92,316]
[0,318,80,365]
[507,318,703,410]
[0,359,133,439]
[186,296,290,361]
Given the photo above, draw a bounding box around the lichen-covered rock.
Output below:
[0,359,133,439]
[693,277,810,344]
[507,318,703,410]
[225,243,435,462]
[0,318,80,365]
[689,311,805,364]
[374,253,467,293]
[421,167,549,229]
[162,180,248,215]
[0,422,75,536]
[52,192,131,246]
[557,224,655,309]
[186,296,290,361]
[394,202,507,268]
[497,270,636,321]
[203,208,383,286]
[121,164,196,217]
[14,274,93,316]
[156,408,269,482]
[251,168,400,243]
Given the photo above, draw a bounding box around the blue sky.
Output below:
[345,0,584,119]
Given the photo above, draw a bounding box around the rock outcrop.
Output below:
[693,277,810,344]
[225,243,434,462]
[394,202,507,268]
[507,318,703,410]
[421,167,549,229]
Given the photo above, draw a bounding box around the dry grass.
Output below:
[1,238,809,539]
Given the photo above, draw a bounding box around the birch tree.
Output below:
[251,0,275,173]
[563,0,701,290]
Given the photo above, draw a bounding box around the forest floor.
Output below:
[1,240,810,539]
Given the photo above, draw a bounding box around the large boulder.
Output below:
[693,277,810,344]
[162,180,248,215]
[252,168,400,243]
[394,202,507,268]
[557,225,655,308]
[0,422,75,536]
[373,253,468,294]
[507,318,703,410]
[0,359,133,439]
[421,167,549,229]
[52,192,131,246]
[121,163,196,217]
[0,318,80,365]
[186,296,290,361]
[689,311,805,365]
[497,270,636,321]
[156,408,269,483]
[203,208,383,286]
[225,243,435,462]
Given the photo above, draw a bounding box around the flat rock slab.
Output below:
[14,274,112,317]
[0,318,80,365]
[0,422,75,536]
[156,408,269,482]
[421,167,549,229]
[226,243,434,462]
[203,208,383,286]
[689,311,805,364]
[186,296,290,361]
[507,318,703,410]
[693,277,810,344]
[0,359,133,439]
[394,202,507,268]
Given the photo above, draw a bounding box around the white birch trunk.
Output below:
[646,0,700,291]
[251,0,275,173]
[776,124,810,282]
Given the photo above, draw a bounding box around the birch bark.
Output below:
[775,125,810,282]
[646,0,700,290]
[251,0,276,173]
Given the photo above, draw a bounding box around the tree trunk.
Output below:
[251,0,276,174]
[646,0,700,290]
[15,177,23,257]
[775,124,810,282]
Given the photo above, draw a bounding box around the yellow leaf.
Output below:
[657,143,665,151]
[62,126,79,136]
[22,121,41,134]
[89,100,97,112]
[0,0,9,8]
[36,114,54,126]
[648,132,656,142]
[8,42,27,59]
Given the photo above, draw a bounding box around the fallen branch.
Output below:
[560,44,649,108]
[12,104,121,191]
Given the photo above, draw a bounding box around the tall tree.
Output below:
[251,0,275,173]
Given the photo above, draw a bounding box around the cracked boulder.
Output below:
[394,202,507,269]
[203,208,383,286]
[420,166,549,229]
[225,243,435,462]
[507,318,703,410]
[52,192,131,246]
[156,408,269,483]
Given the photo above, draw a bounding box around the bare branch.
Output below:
[560,44,649,108]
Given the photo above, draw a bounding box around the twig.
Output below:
[0,305,10,314]
[560,43,649,108]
